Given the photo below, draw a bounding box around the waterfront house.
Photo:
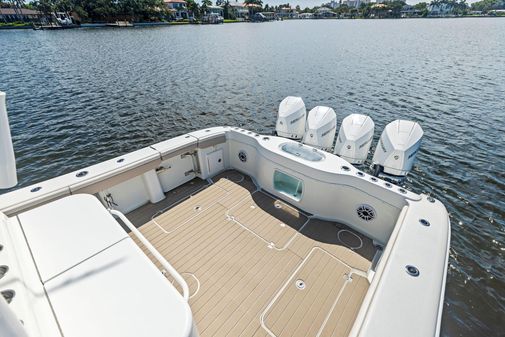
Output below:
[428,2,455,16]
[201,5,224,23]
[401,4,423,17]
[245,2,262,16]
[369,3,390,18]
[314,7,336,18]
[0,8,43,23]
[164,0,189,20]
[340,0,371,9]
[207,5,224,17]
[276,6,299,18]
[228,2,249,19]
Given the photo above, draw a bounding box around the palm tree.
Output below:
[201,0,211,16]
[223,0,230,19]
[185,0,199,19]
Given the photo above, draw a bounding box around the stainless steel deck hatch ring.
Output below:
[295,279,305,290]
[406,265,420,277]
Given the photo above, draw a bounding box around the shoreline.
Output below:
[0,20,243,30]
[0,15,502,30]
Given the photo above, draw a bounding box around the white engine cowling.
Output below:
[334,114,375,165]
[276,96,306,140]
[372,119,423,180]
[302,106,336,151]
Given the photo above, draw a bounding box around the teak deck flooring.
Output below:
[127,170,377,337]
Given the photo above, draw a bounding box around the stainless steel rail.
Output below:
[109,209,190,301]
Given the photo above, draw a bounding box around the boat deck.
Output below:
[127,170,378,337]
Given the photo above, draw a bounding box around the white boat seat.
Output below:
[18,194,194,337]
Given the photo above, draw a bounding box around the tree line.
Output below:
[470,0,505,11]
[30,0,168,22]
[4,0,501,23]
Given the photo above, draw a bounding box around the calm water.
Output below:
[1,18,504,336]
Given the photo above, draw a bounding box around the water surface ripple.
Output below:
[1,18,504,336]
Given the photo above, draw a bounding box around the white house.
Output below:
[277,6,299,18]
[228,2,249,19]
[164,0,189,20]
[341,0,371,8]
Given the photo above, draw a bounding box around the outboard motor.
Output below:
[275,96,306,140]
[334,114,374,165]
[371,120,423,184]
[302,106,336,151]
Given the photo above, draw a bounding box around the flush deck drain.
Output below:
[295,279,305,290]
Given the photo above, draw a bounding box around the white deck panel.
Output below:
[18,194,128,282]
[45,238,193,337]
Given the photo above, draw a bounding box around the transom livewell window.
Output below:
[273,171,303,201]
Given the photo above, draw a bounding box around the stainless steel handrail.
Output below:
[109,209,190,301]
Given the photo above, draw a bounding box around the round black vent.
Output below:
[1,290,15,304]
[238,151,247,163]
[76,170,88,178]
[356,204,376,222]
[0,265,8,279]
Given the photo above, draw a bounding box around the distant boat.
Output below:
[33,12,79,30]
